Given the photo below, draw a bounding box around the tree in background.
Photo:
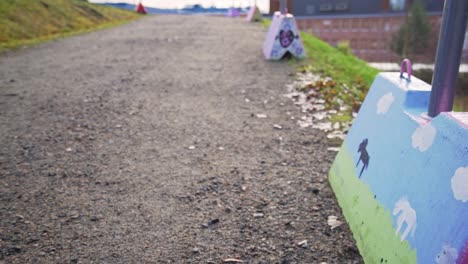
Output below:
[391,0,431,59]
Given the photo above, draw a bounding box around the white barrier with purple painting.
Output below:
[245,5,262,22]
[226,7,239,17]
[263,12,305,60]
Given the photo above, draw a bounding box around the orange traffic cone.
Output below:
[135,2,147,14]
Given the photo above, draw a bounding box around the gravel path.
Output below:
[0,15,362,263]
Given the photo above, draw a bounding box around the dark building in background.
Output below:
[268,0,458,63]
[288,0,443,17]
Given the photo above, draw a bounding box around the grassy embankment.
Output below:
[299,32,380,122]
[0,0,140,51]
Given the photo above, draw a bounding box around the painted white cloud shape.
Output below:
[435,245,458,264]
[377,92,395,114]
[451,167,468,202]
[411,123,436,152]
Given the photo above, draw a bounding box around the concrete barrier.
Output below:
[135,2,147,14]
[263,12,306,60]
[329,72,468,263]
[226,7,240,17]
[245,5,262,22]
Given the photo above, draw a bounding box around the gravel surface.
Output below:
[0,15,363,263]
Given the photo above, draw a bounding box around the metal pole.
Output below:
[428,0,468,117]
[279,0,287,14]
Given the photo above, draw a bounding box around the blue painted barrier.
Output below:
[329,72,468,263]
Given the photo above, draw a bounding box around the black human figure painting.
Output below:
[356,139,370,178]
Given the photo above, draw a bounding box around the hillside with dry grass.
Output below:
[0,0,139,50]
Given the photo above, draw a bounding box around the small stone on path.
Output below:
[202,218,219,228]
[253,213,264,218]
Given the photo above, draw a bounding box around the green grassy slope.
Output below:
[0,0,139,50]
[298,32,380,114]
[300,32,379,96]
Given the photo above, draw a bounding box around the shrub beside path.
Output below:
[0,15,363,263]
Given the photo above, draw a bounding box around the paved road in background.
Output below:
[0,16,362,263]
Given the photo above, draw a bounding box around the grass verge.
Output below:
[299,32,379,101]
[0,0,140,52]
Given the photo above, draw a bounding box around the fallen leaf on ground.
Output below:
[298,120,312,128]
[312,122,332,131]
[312,112,327,120]
[327,131,346,140]
[327,147,341,152]
[223,258,244,263]
[327,215,343,229]
[297,240,308,248]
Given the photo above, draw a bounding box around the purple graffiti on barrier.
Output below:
[279,30,295,48]
[457,241,468,264]
[263,13,306,59]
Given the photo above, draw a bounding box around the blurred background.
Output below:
[89,0,467,109]
[90,0,466,64]
[89,0,270,13]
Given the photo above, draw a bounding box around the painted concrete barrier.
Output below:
[226,7,240,17]
[135,2,147,14]
[329,72,468,263]
[263,12,306,60]
[246,5,262,22]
